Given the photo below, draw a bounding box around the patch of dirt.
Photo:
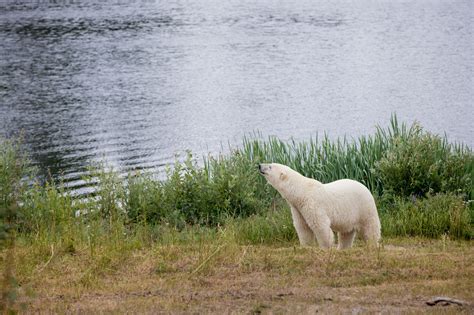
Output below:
[18,241,474,313]
[28,271,473,313]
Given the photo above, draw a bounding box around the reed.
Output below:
[238,114,472,198]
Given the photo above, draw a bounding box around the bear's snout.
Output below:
[258,163,271,175]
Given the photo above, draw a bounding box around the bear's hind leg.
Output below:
[291,206,316,246]
[337,230,356,250]
[361,218,381,246]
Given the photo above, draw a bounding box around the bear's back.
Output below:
[323,179,376,212]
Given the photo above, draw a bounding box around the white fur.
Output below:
[259,163,381,249]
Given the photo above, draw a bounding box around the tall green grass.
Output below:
[380,193,473,239]
[1,138,32,243]
[238,115,472,197]
[1,137,33,312]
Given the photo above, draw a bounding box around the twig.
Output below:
[426,297,466,307]
[190,245,223,275]
[238,246,248,267]
[37,244,55,273]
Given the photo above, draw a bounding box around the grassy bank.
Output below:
[4,116,472,240]
[1,116,473,312]
[11,237,474,313]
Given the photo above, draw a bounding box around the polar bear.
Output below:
[258,163,381,249]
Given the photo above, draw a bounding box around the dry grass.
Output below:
[3,237,473,314]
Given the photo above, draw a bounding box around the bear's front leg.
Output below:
[301,209,334,249]
[290,206,316,246]
[313,224,334,249]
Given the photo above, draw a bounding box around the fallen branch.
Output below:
[426,297,466,307]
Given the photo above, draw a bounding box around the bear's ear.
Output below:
[279,172,287,181]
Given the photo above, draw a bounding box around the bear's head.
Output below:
[259,163,316,206]
[258,163,292,192]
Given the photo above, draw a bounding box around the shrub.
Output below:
[125,173,164,225]
[126,152,273,227]
[85,165,127,222]
[200,152,272,223]
[376,123,472,198]
[19,182,74,235]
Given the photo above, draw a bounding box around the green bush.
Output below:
[126,152,273,227]
[77,164,128,223]
[19,182,73,235]
[376,124,473,198]
[125,173,164,225]
[200,152,271,223]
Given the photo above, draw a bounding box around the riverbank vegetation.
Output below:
[1,115,473,312]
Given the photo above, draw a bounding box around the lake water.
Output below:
[0,0,472,192]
